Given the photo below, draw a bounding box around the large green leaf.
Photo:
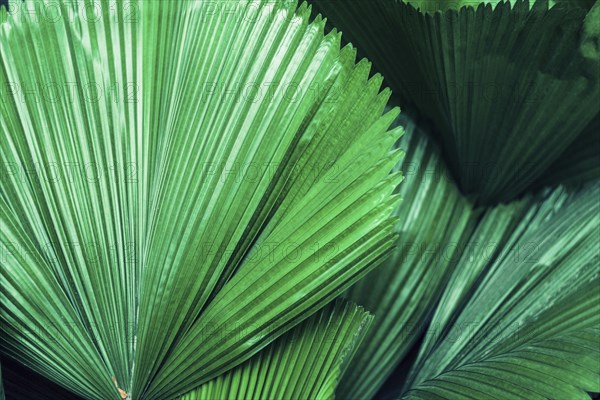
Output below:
[402,183,600,399]
[310,0,600,204]
[334,115,477,399]
[413,186,584,368]
[417,197,531,359]
[180,299,372,400]
[0,1,402,398]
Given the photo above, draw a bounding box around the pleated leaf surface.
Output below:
[335,115,477,400]
[310,0,600,204]
[402,183,600,399]
[0,1,403,399]
[180,299,372,400]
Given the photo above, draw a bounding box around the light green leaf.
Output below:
[402,183,600,399]
[180,299,372,400]
[0,1,402,399]
[416,189,570,360]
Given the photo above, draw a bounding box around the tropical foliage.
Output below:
[311,0,600,204]
[1,0,598,399]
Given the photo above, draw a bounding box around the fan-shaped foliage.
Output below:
[310,0,600,204]
[0,0,402,398]
[404,183,600,399]
[181,300,372,400]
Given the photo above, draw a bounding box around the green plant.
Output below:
[1,1,402,398]
[1,0,598,399]
[311,0,600,204]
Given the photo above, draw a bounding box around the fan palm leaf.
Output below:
[0,0,403,398]
[403,182,600,399]
[309,0,600,204]
[181,300,372,400]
